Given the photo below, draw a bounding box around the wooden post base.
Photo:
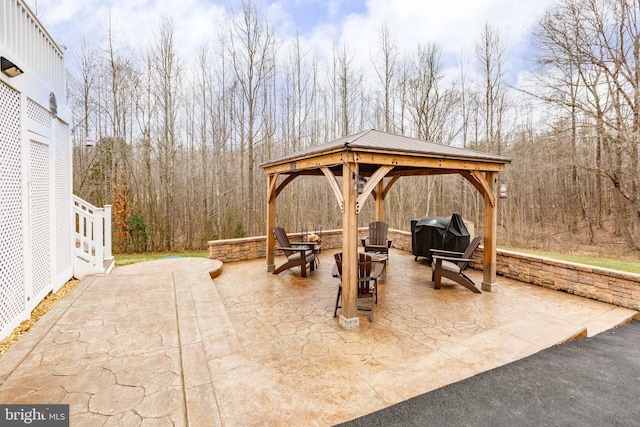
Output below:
[339,315,359,330]
[482,281,497,292]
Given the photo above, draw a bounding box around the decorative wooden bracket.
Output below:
[461,170,496,207]
[356,165,394,213]
[268,172,302,203]
[321,166,344,212]
[267,173,280,202]
[273,173,298,199]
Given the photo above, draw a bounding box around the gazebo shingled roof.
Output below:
[261,129,511,331]
[262,129,508,167]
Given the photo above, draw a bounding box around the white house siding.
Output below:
[0,0,73,339]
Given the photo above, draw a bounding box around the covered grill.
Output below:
[411,213,470,262]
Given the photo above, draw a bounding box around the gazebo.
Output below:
[261,129,511,330]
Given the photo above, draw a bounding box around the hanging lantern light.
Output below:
[499,184,507,199]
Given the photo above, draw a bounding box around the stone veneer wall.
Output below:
[470,248,640,311]
[208,229,640,312]
[208,228,412,263]
[388,229,412,251]
[207,236,268,263]
[208,229,346,263]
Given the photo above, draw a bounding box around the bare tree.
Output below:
[407,43,459,144]
[224,0,275,236]
[534,0,640,249]
[149,18,181,249]
[476,23,507,155]
[371,24,398,132]
[68,38,98,197]
[329,43,365,138]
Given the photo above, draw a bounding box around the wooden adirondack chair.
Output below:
[272,227,316,278]
[333,252,382,321]
[431,237,483,293]
[360,221,392,260]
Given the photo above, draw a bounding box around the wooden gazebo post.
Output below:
[340,160,360,329]
[266,173,278,272]
[481,171,498,291]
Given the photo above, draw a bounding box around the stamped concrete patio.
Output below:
[0,249,636,426]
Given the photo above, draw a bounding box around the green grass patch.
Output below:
[504,248,640,274]
[113,247,640,275]
[114,251,208,267]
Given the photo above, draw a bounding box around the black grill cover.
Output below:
[411,213,470,262]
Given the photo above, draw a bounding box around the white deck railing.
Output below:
[1,0,66,96]
[72,195,112,277]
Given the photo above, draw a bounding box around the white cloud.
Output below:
[26,0,559,83]
[28,0,229,59]
[338,0,558,69]
[358,0,557,51]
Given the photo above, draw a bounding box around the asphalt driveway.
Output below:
[340,320,640,426]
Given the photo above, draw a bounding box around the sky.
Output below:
[26,0,560,84]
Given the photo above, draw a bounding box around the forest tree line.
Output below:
[66,0,640,254]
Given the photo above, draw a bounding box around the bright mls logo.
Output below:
[0,405,69,426]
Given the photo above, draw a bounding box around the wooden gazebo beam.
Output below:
[262,157,505,176]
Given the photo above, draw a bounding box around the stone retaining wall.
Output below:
[208,229,346,262]
[207,228,411,263]
[207,236,267,263]
[388,229,412,252]
[208,229,640,312]
[470,248,640,311]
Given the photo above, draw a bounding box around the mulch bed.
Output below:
[0,279,79,357]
